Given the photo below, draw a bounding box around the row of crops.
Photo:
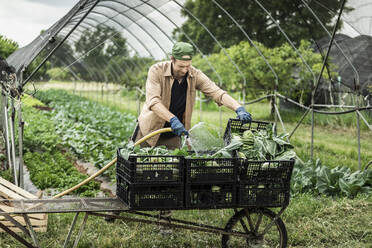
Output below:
[19,89,372,198]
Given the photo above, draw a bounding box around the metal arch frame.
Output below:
[23,0,100,85]
[60,22,146,80]
[88,9,169,58]
[300,0,358,97]
[310,0,348,160]
[61,22,149,85]
[57,38,101,81]
[48,43,98,82]
[58,31,109,82]
[98,0,175,50]
[69,9,157,72]
[253,0,317,84]
[173,0,248,103]
[300,0,360,91]
[75,0,231,127]
[61,20,152,82]
[210,0,286,133]
[311,0,368,38]
[253,0,320,159]
[8,0,91,75]
[60,26,150,91]
[65,0,243,92]
[66,3,156,58]
[72,15,155,58]
[74,13,157,58]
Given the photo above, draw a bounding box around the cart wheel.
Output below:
[221,208,287,248]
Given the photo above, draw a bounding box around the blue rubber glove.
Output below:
[170,116,189,137]
[235,106,252,124]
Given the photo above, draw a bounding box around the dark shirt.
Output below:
[161,73,188,138]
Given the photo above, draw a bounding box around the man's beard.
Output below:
[175,71,185,78]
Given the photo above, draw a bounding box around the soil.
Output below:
[33,105,53,111]
[74,160,116,197]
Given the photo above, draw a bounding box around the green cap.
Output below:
[172,42,194,60]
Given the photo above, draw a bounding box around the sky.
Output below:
[0,0,79,47]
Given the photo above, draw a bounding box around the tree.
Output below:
[174,0,352,53]
[0,35,18,59]
[191,40,337,106]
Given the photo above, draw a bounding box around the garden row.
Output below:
[21,96,99,196]
[34,89,137,181]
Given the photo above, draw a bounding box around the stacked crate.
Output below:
[223,118,294,208]
[117,118,294,210]
[184,157,238,208]
[116,150,184,210]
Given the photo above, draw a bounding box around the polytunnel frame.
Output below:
[1,1,372,246]
[59,30,139,91]
[23,0,100,86]
[60,19,158,106]
[2,0,372,194]
[60,13,157,80]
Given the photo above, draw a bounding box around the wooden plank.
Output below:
[0,204,18,212]
[0,214,47,222]
[0,226,47,233]
[26,213,46,221]
[0,205,46,220]
[0,177,37,199]
[1,219,47,226]
[0,184,25,200]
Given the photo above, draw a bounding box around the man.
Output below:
[132,42,252,149]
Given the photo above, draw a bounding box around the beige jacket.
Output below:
[138,61,230,146]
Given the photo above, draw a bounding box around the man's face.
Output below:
[172,58,192,79]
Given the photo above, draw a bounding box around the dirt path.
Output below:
[74,160,116,197]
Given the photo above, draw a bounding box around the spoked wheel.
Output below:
[221,208,287,248]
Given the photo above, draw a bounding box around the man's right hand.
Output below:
[170,116,189,137]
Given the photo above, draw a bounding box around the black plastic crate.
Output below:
[239,160,294,184]
[237,159,294,207]
[117,149,183,184]
[185,158,237,183]
[238,183,290,207]
[223,118,273,145]
[185,183,236,208]
[117,175,183,210]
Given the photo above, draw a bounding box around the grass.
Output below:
[0,194,371,247]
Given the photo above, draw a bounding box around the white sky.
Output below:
[0,0,79,47]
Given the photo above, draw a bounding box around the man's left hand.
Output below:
[235,106,252,124]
